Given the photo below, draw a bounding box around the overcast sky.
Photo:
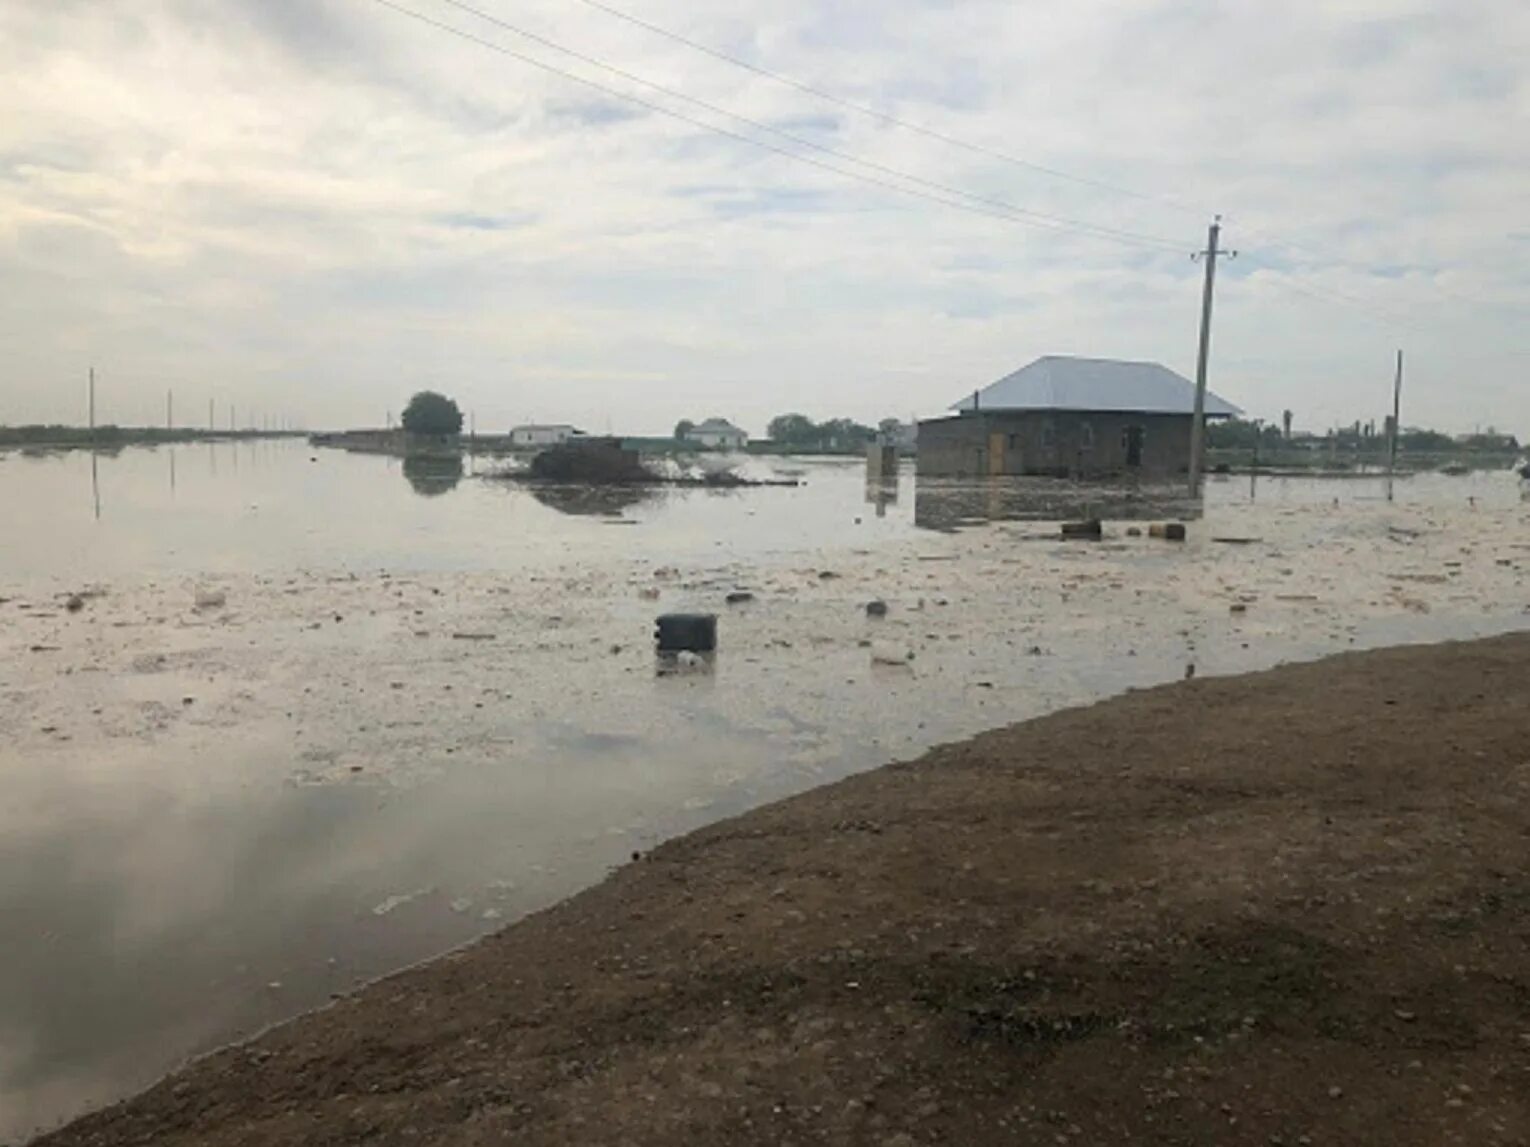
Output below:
[2,0,1526,436]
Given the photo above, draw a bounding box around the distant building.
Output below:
[878,420,919,452]
[917,355,1240,479]
[685,418,748,451]
[510,424,583,448]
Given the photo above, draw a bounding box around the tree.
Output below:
[674,419,695,441]
[767,413,817,445]
[400,390,463,436]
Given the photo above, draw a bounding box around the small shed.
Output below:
[917,355,1240,479]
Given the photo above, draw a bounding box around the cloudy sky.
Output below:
[2,0,1526,436]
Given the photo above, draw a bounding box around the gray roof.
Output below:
[692,418,745,433]
[952,356,1241,417]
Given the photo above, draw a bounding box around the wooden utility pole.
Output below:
[208,398,214,431]
[166,389,174,431]
[1188,216,1236,495]
[1387,350,1403,497]
[88,367,96,431]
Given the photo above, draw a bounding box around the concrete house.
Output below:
[510,424,583,448]
[685,418,748,451]
[917,355,1240,479]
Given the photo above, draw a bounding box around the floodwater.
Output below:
[2,441,1527,1141]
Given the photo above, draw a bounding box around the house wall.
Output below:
[690,430,746,450]
[511,427,575,447]
[917,411,1195,479]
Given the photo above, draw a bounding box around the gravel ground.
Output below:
[35,632,1530,1146]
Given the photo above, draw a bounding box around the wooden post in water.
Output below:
[88,367,96,432]
[1387,350,1403,501]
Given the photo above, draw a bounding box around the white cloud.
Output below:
[0,0,1526,435]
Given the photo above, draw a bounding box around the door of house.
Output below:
[1124,425,1144,468]
[987,432,1007,476]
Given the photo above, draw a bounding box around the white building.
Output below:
[685,418,748,451]
[510,424,583,448]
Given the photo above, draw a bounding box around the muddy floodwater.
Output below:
[2,441,1528,1141]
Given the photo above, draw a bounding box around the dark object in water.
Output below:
[655,613,717,653]
[725,591,755,605]
[1060,519,1102,539]
[530,438,652,483]
[865,600,889,618]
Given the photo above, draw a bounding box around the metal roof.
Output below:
[692,418,745,433]
[951,356,1241,417]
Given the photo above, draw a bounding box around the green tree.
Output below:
[674,419,695,441]
[400,390,463,436]
[767,413,817,445]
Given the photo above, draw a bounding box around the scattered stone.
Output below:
[1328,1086,1343,1100]
[818,571,839,580]
[865,600,889,618]
[726,591,755,605]
[65,594,85,613]
[1230,603,1248,614]
[451,633,497,641]
[870,644,914,666]
[194,588,227,610]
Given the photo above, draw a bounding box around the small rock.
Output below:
[65,594,85,613]
[725,591,755,605]
[1328,1086,1343,1100]
[194,588,227,610]
[865,600,889,618]
[1230,602,1247,614]
[818,571,839,580]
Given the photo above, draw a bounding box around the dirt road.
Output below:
[39,634,1530,1145]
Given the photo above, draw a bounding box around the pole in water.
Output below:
[208,398,214,432]
[166,388,173,431]
[1387,349,1403,500]
[1188,216,1235,496]
[88,367,96,431]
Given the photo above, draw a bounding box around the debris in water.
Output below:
[372,890,429,917]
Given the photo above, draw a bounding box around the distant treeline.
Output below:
[0,424,304,450]
[1207,417,1519,455]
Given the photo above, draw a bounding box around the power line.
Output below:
[568,0,1207,220]
[365,0,1187,252]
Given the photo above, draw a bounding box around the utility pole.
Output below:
[208,398,214,432]
[1387,350,1403,498]
[166,389,174,431]
[1188,216,1236,495]
[88,367,96,431]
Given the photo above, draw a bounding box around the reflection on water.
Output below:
[526,481,659,517]
[913,475,1205,531]
[401,453,465,498]
[865,476,898,519]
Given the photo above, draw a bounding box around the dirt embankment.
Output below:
[41,634,1530,1146]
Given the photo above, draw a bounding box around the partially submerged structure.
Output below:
[684,418,748,451]
[511,424,583,448]
[918,355,1240,479]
